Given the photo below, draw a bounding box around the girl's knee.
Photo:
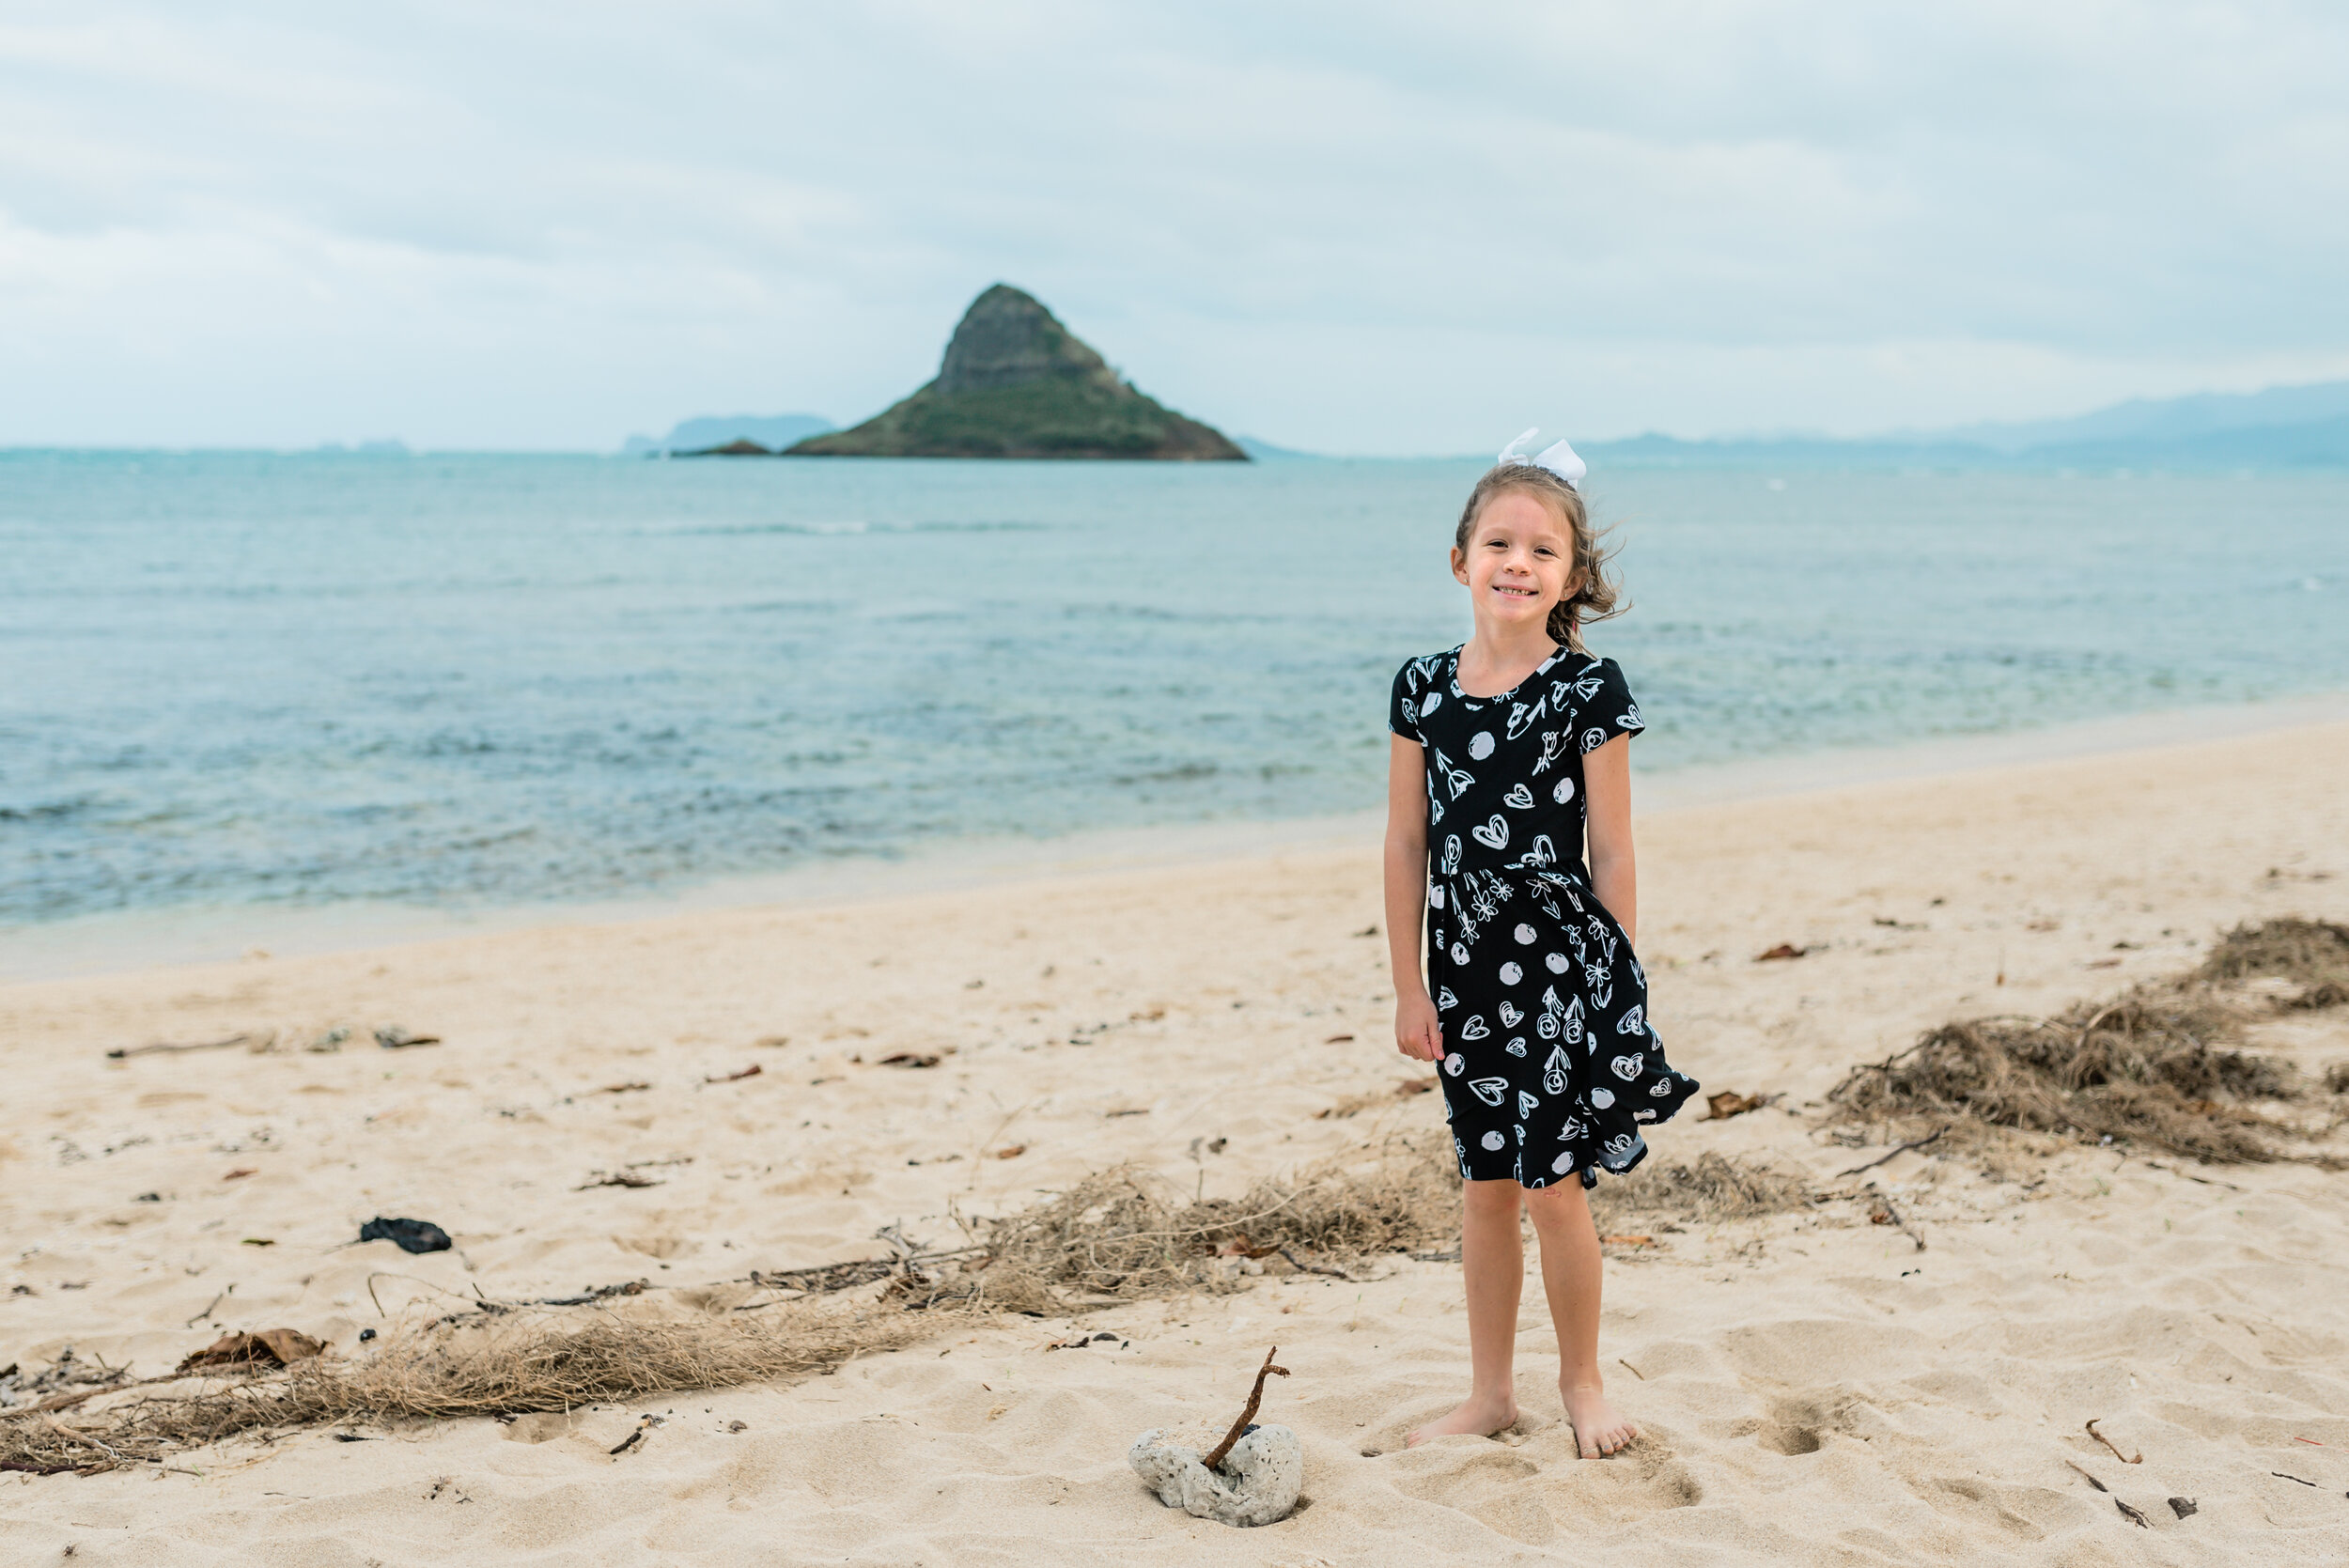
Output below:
[1462,1177,1525,1215]
[1522,1182,1592,1228]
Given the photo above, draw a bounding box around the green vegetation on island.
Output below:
[786,285,1245,461]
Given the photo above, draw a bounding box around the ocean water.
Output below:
[2,452,2342,928]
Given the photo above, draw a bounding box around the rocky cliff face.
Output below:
[789,286,1246,461]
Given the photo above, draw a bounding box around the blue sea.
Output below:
[2,452,2342,930]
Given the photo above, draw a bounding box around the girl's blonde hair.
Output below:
[1453,465,1623,652]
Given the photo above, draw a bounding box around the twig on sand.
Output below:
[1277,1247,1351,1281]
[1199,1346,1290,1472]
[1838,1126,1947,1176]
[2271,1470,2319,1487]
[2068,1457,2149,1526]
[1616,1358,1645,1382]
[2087,1419,2142,1464]
[1864,1189,1927,1251]
[106,1034,253,1061]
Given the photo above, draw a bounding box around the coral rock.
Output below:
[1128,1422,1302,1527]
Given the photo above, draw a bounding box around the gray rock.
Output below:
[1128,1423,1302,1528]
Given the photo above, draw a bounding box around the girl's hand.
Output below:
[1394,991,1444,1062]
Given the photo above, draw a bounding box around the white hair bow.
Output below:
[1497,427,1586,490]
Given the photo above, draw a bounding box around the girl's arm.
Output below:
[1384,734,1443,1062]
[1582,734,1637,947]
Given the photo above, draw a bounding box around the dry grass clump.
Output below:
[1590,1152,1817,1229]
[2,1141,1463,1474]
[1830,919,2349,1162]
[3,1303,926,1475]
[959,1132,1462,1301]
[2198,916,2349,1009]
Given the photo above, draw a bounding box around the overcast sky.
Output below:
[5,2,2346,452]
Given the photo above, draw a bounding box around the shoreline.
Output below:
[8,688,2344,986]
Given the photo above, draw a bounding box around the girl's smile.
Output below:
[1453,490,1577,633]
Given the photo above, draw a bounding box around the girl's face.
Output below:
[1451,490,1577,634]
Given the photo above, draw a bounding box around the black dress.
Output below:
[1391,644,1698,1188]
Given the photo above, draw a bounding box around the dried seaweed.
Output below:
[2196,917,2349,1008]
[1,1302,926,1474]
[955,1132,1462,1303]
[1828,922,2349,1161]
[1587,1152,1817,1228]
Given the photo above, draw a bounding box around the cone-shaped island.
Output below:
[787,285,1245,460]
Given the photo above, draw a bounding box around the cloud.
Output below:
[0,0,2344,449]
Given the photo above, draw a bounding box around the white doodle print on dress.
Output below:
[1512,834,1556,871]
[1499,964,1523,988]
[1428,748,1475,800]
[1580,727,1607,753]
[1467,1077,1509,1107]
[1517,1091,1539,1121]
[1420,690,1442,717]
[1443,1052,1465,1076]
[1616,1003,1647,1037]
[1480,1130,1506,1151]
[1543,1044,1570,1095]
[1498,999,1523,1026]
[1502,783,1535,810]
[1468,731,1496,761]
[1458,1015,1490,1041]
[1610,1052,1644,1080]
[1529,730,1572,775]
[1471,815,1509,850]
[1552,776,1575,805]
[1557,1115,1588,1142]
[1437,986,1458,1010]
[1551,1150,1578,1174]
[1649,1079,1676,1096]
[1440,834,1462,875]
[1602,1132,1641,1167]
[1506,697,1546,739]
[1506,1036,1528,1057]
[1590,1086,1615,1109]
[1545,952,1569,974]
[1513,923,1537,944]
[1451,942,1470,965]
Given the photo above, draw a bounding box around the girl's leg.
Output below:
[1405,1178,1526,1446]
[1524,1181,1637,1457]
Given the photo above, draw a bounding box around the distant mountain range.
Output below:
[1586,380,2349,472]
[621,414,833,457]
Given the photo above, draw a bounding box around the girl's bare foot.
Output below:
[1560,1379,1636,1457]
[1405,1389,1519,1448]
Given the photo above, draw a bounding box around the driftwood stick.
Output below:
[1277,1247,1351,1281]
[2087,1419,2142,1464]
[1199,1345,1290,1472]
[1838,1126,1948,1176]
[106,1034,252,1061]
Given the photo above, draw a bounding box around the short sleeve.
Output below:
[1389,658,1429,743]
[1572,657,1645,754]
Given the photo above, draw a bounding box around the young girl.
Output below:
[1385,430,1697,1458]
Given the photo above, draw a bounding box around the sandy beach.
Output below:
[6,717,2347,1565]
